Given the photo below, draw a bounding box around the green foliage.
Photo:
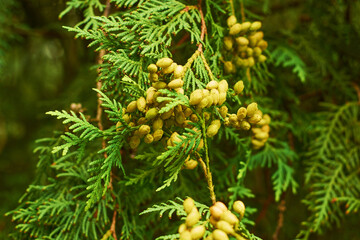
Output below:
[3,0,360,240]
[271,45,307,83]
[298,102,360,239]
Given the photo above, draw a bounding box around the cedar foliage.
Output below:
[2,0,360,240]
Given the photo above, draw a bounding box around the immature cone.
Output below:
[227,15,237,27]
[144,134,154,144]
[197,98,209,109]
[186,207,201,227]
[246,102,258,117]
[237,107,247,120]
[139,125,150,136]
[146,87,156,104]
[137,97,146,112]
[258,55,267,63]
[240,22,251,33]
[147,64,158,73]
[156,57,173,68]
[207,80,219,90]
[178,224,186,234]
[210,205,224,220]
[162,62,177,74]
[215,202,228,212]
[229,114,238,125]
[189,89,203,105]
[218,80,229,93]
[184,159,198,170]
[262,125,270,133]
[207,121,221,138]
[234,81,244,94]
[183,197,195,214]
[253,47,262,57]
[126,101,137,113]
[236,37,249,46]
[224,61,235,74]
[179,230,192,240]
[223,37,233,51]
[262,114,271,125]
[218,92,227,105]
[152,81,167,90]
[255,131,269,140]
[129,135,140,149]
[116,121,123,132]
[220,210,239,225]
[145,108,158,120]
[216,221,235,234]
[168,79,184,89]
[250,21,262,31]
[213,229,229,240]
[229,23,242,35]
[248,114,262,124]
[174,65,185,78]
[153,129,164,141]
[251,139,265,148]
[219,106,228,118]
[190,225,206,240]
[152,118,163,130]
[233,200,246,219]
[149,73,159,82]
[240,121,251,130]
[205,233,214,240]
[257,40,268,50]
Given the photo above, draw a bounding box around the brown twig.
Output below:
[255,169,273,225]
[196,152,208,178]
[197,0,207,52]
[96,1,117,240]
[272,199,286,240]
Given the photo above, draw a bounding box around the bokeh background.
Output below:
[1,0,360,239]
[0,0,99,238]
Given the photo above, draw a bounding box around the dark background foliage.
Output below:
[0,0,359,239]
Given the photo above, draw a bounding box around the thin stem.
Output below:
[184,50,201,70]
[272,199,286,240]
[229,0,235,16]
[240,0,245,22]
[197,0,207,52]
[200,52,215,82]
[96,1,117,240]
[201,114,216,204]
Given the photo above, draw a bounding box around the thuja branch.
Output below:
[201,115,216,204]
[95,1,118,240]
[197,0,207,52]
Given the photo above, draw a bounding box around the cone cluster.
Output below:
[223,16,268,73]
[189,80,228,109]
[251,114,271,149]
[116,58,194,149]
[222,102,263,131]
[179,198,206,240]
[205,201,246,240]
[148,57,186,94]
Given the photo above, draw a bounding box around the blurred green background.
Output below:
[0,0,98,237]
[1,0,359,239]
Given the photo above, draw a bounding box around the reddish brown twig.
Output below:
[96,1,117,240]
[272,199,286,240]
[197,0,207,52]
[255,169,273,225]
